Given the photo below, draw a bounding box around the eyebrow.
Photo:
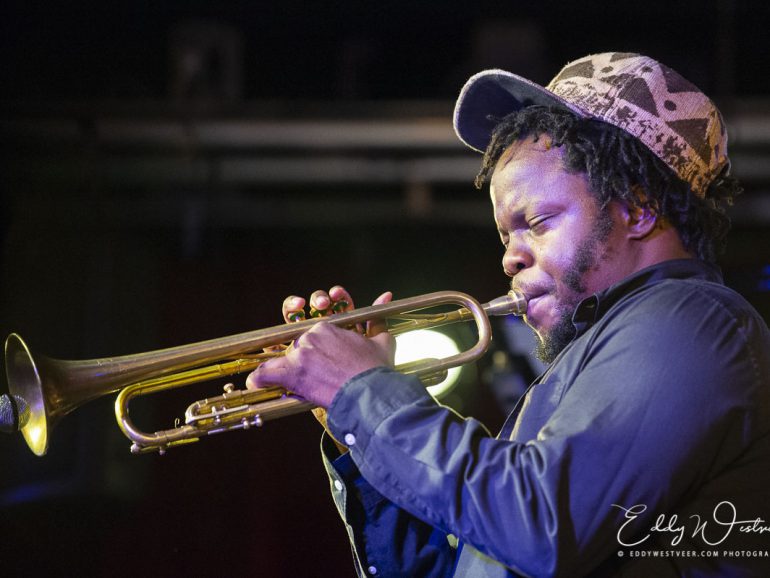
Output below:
[495,206,528,233]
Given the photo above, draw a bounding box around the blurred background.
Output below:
[1,1,769,576]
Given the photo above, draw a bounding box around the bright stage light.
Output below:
[394,329,462,398]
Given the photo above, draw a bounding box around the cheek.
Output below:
[536,212,603,279]
[532,237,577,280]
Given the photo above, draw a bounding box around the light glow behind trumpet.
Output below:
[394,329,462,397]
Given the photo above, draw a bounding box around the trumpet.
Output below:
[2,290,526,456]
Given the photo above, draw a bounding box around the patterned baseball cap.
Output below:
[454,52,729,197]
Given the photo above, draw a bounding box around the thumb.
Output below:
[370,331,397,367]
[246,358,290,390]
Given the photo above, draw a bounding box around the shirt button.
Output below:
[344,433,356,446]
[333,479,343,491]
[367,566,377,575]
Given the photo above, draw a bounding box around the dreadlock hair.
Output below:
[474,106,742,262]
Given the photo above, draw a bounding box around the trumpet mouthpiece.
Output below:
[483,290,527,317]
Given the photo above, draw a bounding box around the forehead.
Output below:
[489,137,593,215]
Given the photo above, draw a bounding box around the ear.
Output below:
[620,189,659,240]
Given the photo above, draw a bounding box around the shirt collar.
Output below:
[571,258,724,335]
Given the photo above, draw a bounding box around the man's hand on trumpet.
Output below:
[246,286,395,445]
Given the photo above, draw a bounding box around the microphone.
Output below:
[0,393,30,433]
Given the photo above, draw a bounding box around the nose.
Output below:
[502,236,533,277]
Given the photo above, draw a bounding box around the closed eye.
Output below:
[528,215,554,234]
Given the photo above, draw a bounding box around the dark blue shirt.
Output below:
[323,259,770,577]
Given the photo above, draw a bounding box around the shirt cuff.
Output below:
[326,366,432,458]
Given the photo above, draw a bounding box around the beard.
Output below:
[534,208,614,363]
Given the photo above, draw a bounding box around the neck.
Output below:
[634,222,694,269]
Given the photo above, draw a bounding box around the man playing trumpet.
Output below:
[248,53,770,577]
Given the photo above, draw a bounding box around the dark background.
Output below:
[1,2,769,577]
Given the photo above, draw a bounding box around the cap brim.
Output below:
[453,69,585,153]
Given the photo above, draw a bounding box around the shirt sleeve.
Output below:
[326,285,768,577]
[321,430,458,578]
